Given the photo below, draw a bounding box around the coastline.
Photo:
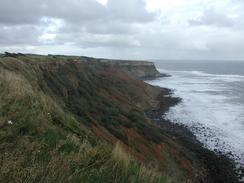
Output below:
[1,54,242,182]
[146,86,242,183]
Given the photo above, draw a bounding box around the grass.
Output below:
[0,140,173,183]
[112,142,131,168]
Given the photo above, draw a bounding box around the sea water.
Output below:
[147,60,244,168]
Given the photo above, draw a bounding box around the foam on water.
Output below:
[147,69,244,167]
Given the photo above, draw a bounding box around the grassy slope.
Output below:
[0,55,195,183]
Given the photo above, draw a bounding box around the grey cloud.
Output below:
[44,0,107,23]
[189,9,234,27]
[0,0,44,25]
[0,0,154,50]
[0,0,153,25]
[78,37,140,48]
[84,22,135,35]
[0,25,41,46]
[61,21,136,35]
[46,0,153,24]
[52,31,140,48]
[106,0,153,23]
[2,0,244,60]
[0,0,104,25]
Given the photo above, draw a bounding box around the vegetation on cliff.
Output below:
[0,54,198,182]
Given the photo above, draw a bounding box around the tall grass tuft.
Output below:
[112,142,131,169]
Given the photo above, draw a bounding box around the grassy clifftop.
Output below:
[0,54,197,182]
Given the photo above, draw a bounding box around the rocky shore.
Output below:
[146,88,243,183]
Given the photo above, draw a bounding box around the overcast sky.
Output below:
[0,0,244,60]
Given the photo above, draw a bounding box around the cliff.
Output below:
[97,59,166,79]
[0,54,239,183]
[0,54,194,182]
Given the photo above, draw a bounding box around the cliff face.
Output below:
[0,54,199,182]
[79,56,165,79]
[98,59,163,79]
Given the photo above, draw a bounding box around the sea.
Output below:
[147,60,244,168]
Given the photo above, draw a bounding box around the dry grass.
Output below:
[137,165,172,183]
[112,142,131,169]
[0,68,34,99]
[111,142,173,183]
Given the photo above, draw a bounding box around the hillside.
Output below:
[0,54,239,183]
